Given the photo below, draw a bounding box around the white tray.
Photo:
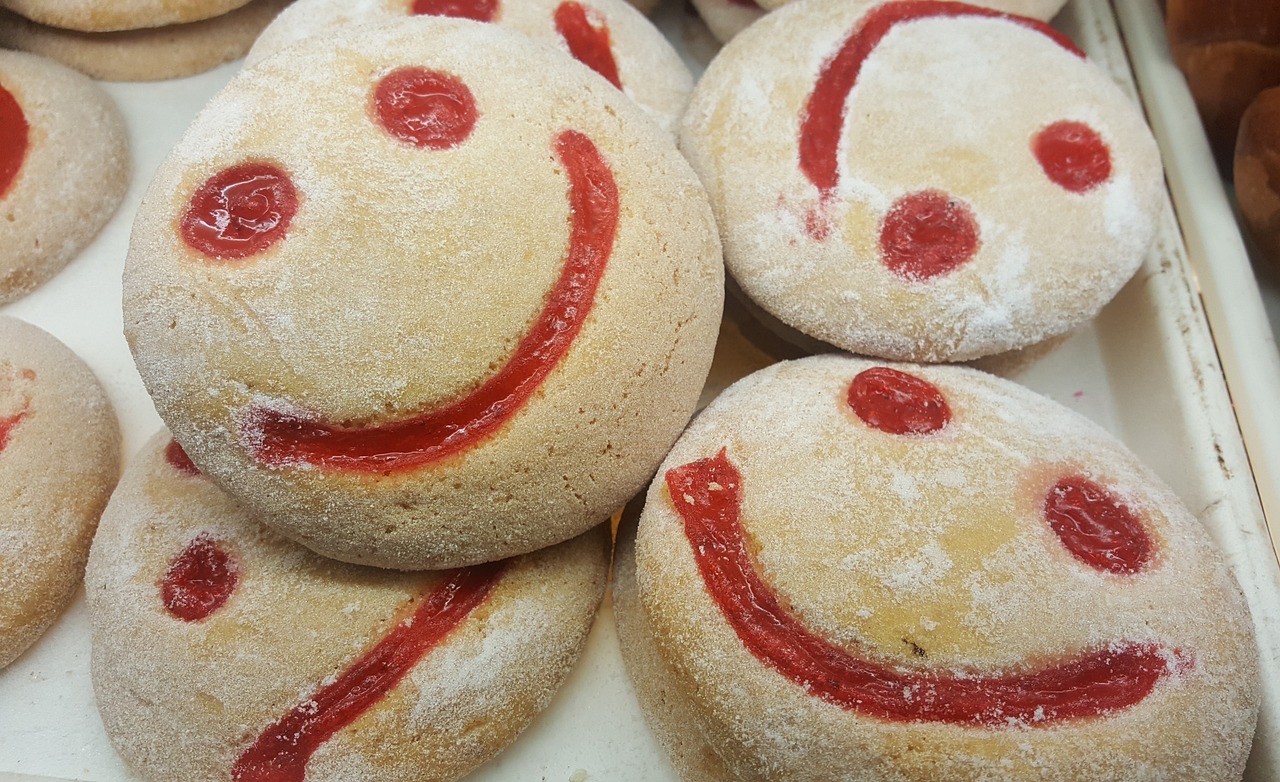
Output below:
[1,0,1278,779]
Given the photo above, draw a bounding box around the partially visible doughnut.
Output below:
[0,0,254,33]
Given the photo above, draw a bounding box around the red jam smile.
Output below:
[181,163,299,261]
[232,562,505,782]
[798,1,1084,239]
[665,449,1177,726]
[554,1,622,89]
[878,190,980,280]
[848,366,951,435]
[0,83,29,200]
[165,439,201,476]
[1044,475,1153,574]
[411,0,498,21]
[1034,120,1113,193]
[243,129,619,473]
[374,68,478,150]
[161,534,238,622]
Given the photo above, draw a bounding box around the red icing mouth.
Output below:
[798,1,1084,241]
[847,366,950,435]
[232,562,505,782]
[554,2,622,89]
[1034,120,1112,193]
[878,190,980,280]
[664,449,1180,726]
[410,0,498,21]
[161,534,238,622]
[0,368,34,454]
[0,83,28,200]
[374,68,478,150]
[181,163,299,261]
[165,439,201,476]
[242,129,619,473]
[1044,475,1152,574]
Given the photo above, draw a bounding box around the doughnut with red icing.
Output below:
[0,0,292,81]
[88,431,610,782]
[680,0,1163,362]
[624,355,1258,781]
[246,0,692,133]
[0,317,120,669]
[0,50,128,303]
[0,0,255,33]
[123,18,723,570]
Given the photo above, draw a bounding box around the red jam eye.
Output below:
[410,0,498,21]
[0,83,29,200]
[879,190,980,281]
[373,68,478,150]
[847,367,951,435]
[181,162,298,261]
[1034,121,1112,193]
[164,439,200,476]
[1044,475,1152,574]
[161,534,238,621]
[554,1,622,89]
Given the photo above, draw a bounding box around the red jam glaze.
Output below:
[0,82,29,200]
[165,439,201,476]
[181,163,299,261]
[665,449,1178,726]
[161,534,238,622]
[0,408,26,454]
[878,190,980,280]
[244,129,619,473]
[232,562,506,782]
[374,68,478,150]
[554,2,622,90]
[798,1,1085,202]
[847,366,950,435]
[1034,120,1113,193]
[1044,475,1153,574]
[410,0,498,21]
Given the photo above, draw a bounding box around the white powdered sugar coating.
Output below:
[679,0,1164,362]
[247,0,693,132]
[633,356,1259,782]
[86,432,609,782]
[0,0,252,32]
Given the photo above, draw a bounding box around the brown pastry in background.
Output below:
[1236,86,1280,273]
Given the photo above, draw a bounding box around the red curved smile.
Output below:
[664,449,1183,727]
[241,129,620,473]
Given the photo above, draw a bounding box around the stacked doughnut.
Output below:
[101,10,722,781]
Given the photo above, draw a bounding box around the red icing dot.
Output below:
[1034,120,1113,193]
[161,534,238,622]
[847,366,951,435]
[410,0,498,21]
[181,163,298,261]
[0,83,29,200]
[373,68,478,150]
[554,1,622,90]
[1044,475,1153,574]
[879,190,980,281]
[165,439,201,476]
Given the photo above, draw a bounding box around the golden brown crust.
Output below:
[0,0,254,33]
[0,316,120,669]
[1237,87,1280,272]
[88,431,610,781]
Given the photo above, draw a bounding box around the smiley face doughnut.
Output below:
[0,50,128,304]
[123,18,723,570]
[0,0,254,32]
[88,432,610,782]
[0,317,120,669]
[627,355,1259,781]
[680,0,1163,362]
[246,0,693,133]
[0,0,293,82]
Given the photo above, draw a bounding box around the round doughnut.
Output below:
[246,0,693,133]
[0,0,293,82]
[88,431,610,782]
[680,0,1163,362]
[0,0,254,33]
[0,50,129,303]
[123,18,724,570]
[628,355,1259,781]
[0,317,120,669]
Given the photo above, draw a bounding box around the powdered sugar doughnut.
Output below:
[628,355,1258,781]
[246,0,692,133]
[680,0,1163,362]
[0,0,292,82]
[0,0,254,33]
[88,431,609,782]
[0,317,120,669]
[124,18,723,570]
[0,50,128,303]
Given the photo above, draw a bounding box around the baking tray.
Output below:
[1,0,1277,779]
